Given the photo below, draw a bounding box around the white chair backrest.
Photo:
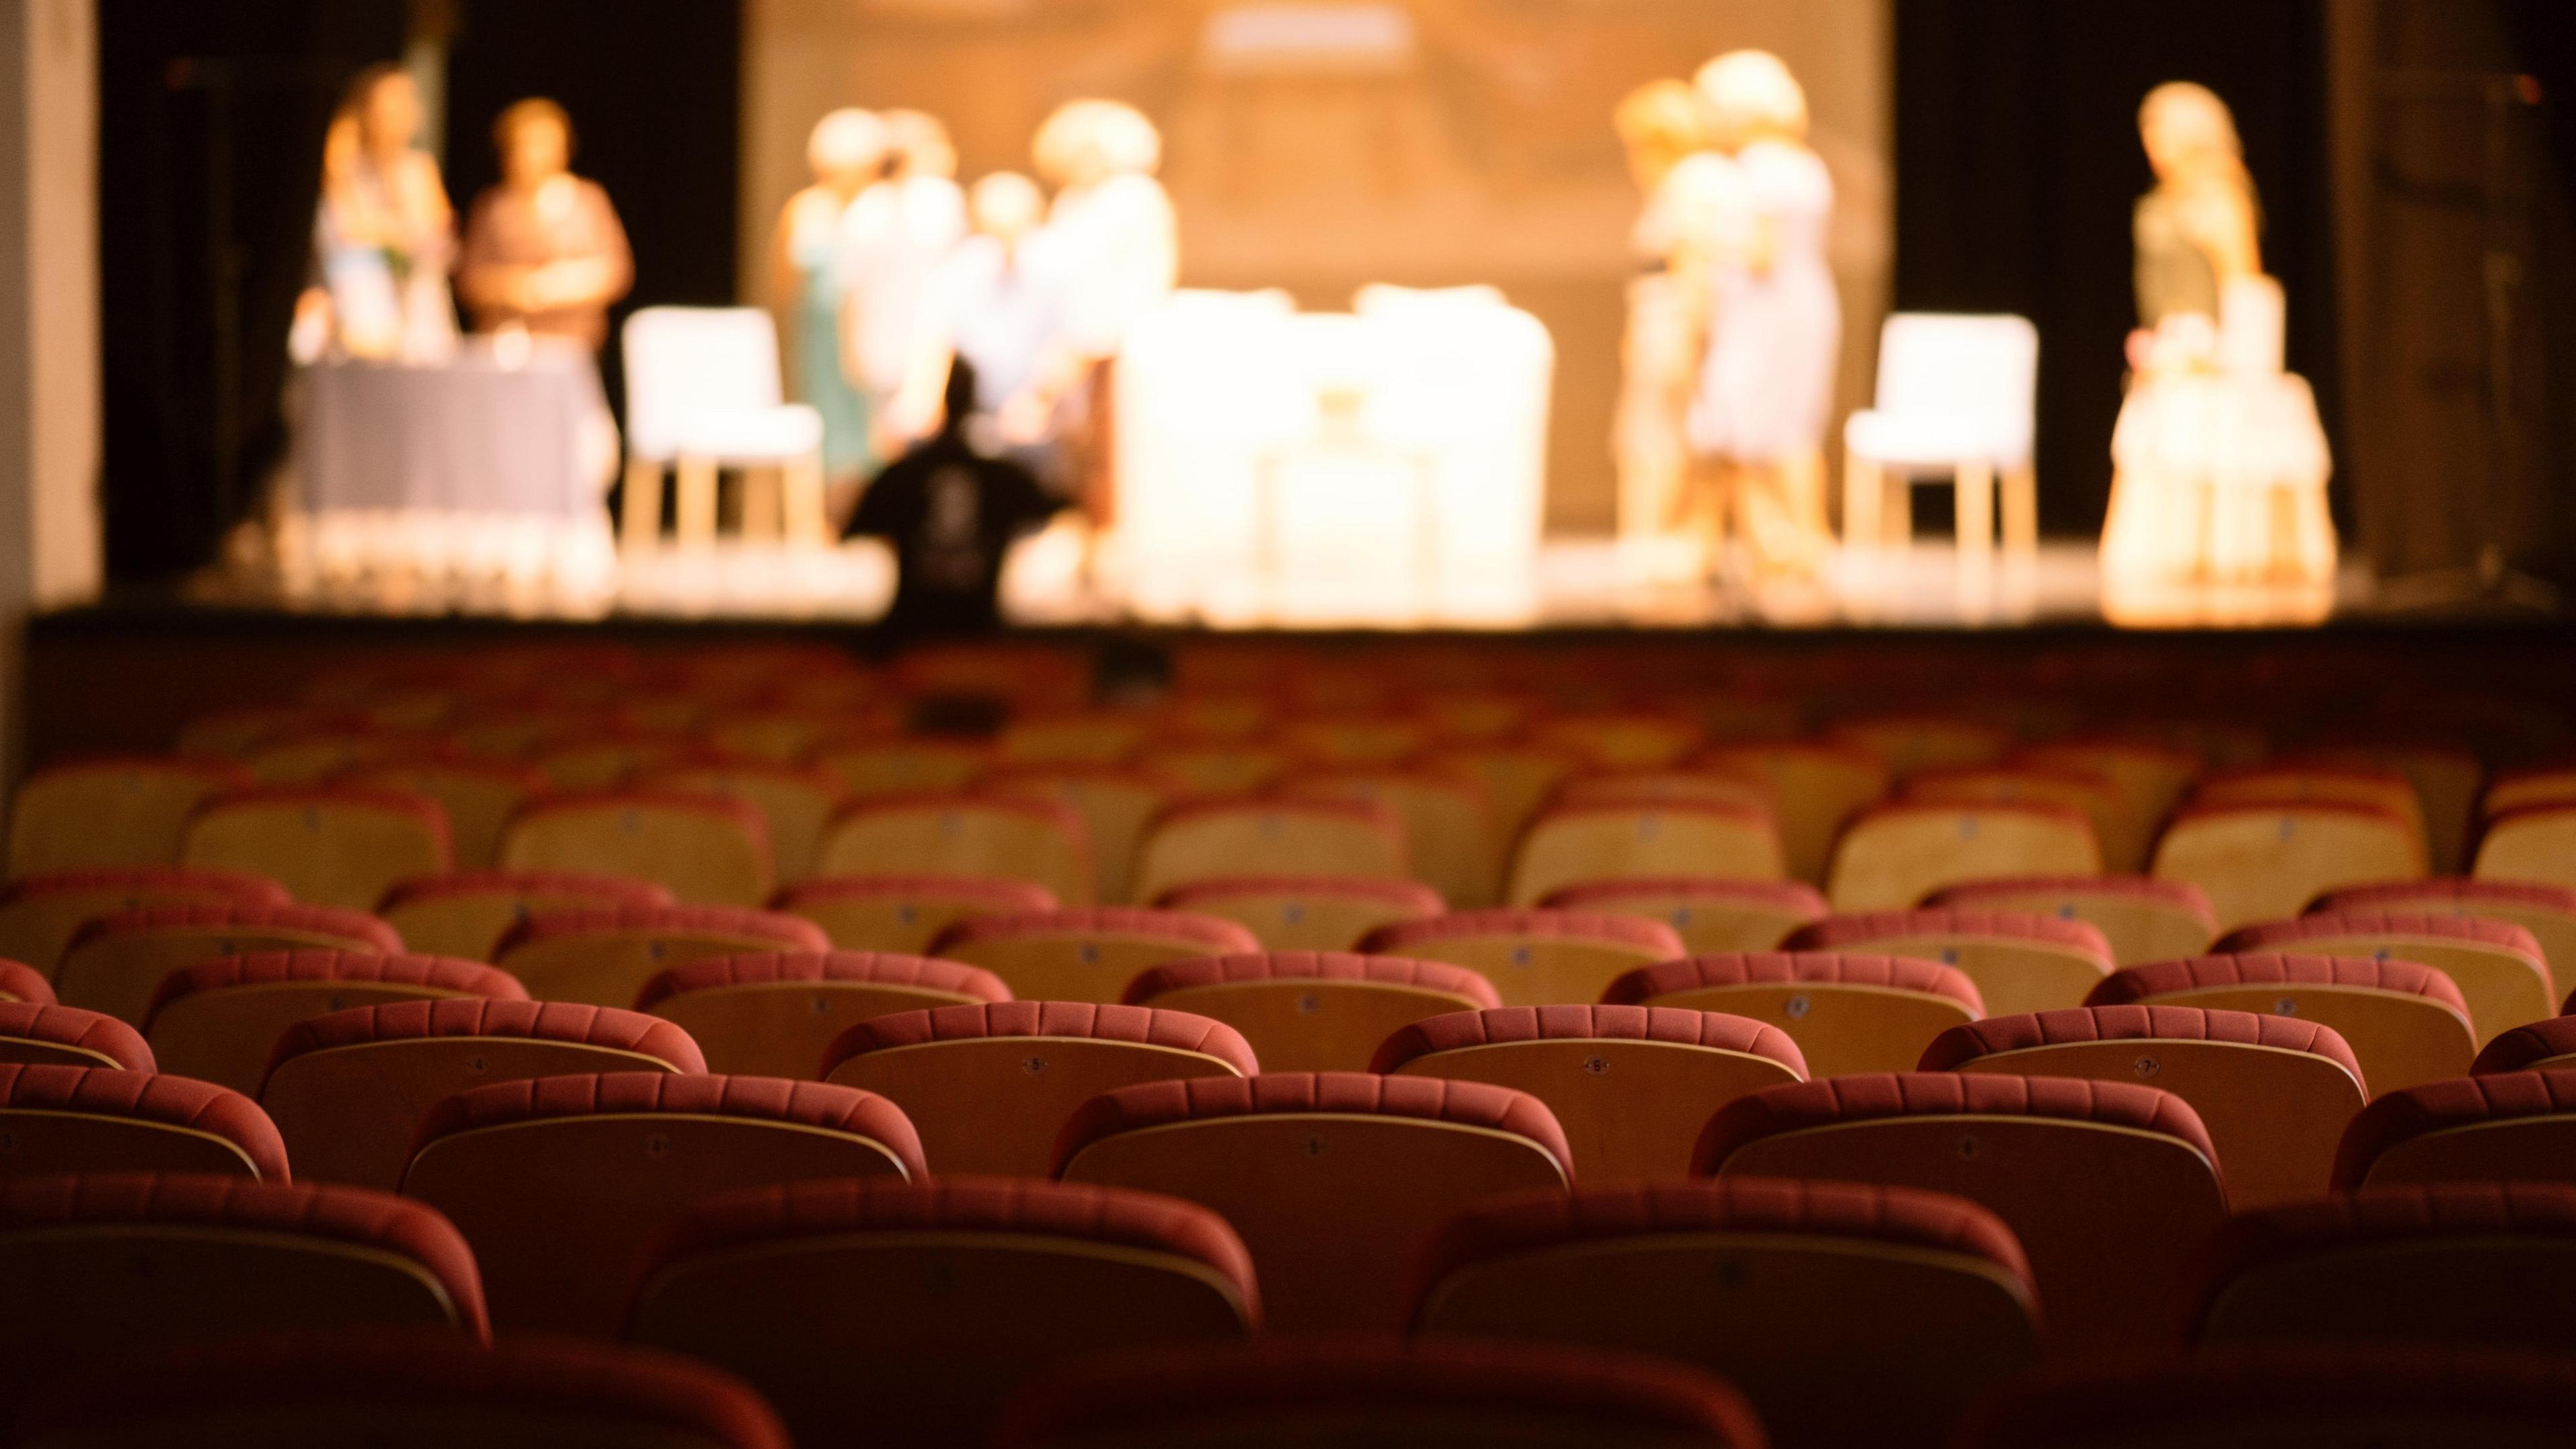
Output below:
[622,307,787,462]
[1873,313,2039,464]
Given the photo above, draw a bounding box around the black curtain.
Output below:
[1892,0,2338,539]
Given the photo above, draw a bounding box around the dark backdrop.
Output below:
[1891,0,2339,539]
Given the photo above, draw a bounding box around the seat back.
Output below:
[178,788,452,912]
[1551,768,1774,816]
[809,737,989,800]
[1360,910,1687,1008]
[626,1177,1257,1445]
[815,794,1092,905]
[144,950,527,1094]
[2477,804,2576,890]
[492,904,828,1008]
[1143,740,1291,797]
[0,867,289,976]
[2151,803,2427,933]
[633,761,847,886]
[1870,313,2039,466]
[623,306,786,462]
[1155,875,1445,952]
[1922,1006,2368,1208]
[1785,909,2114,1018]
[930,908,1261,1003]
[2220,911,2554,1046]
[1374,1006,1804,1183]
[772,873,1058,953]
[1603,951,1984,1078]
[639,949,1010,1078]
[0,1002,152,1071]
[0,1065,287,1179]
[1525,712,1702,771]
[2014,739,2200,873]
[996,714,1150,767]
[1274,714,1432,767]
[1697,741,1888,886]
[1506,802,1785,906]
[376,868,676,961]
[824,1002,1254,1175]
[983,767,1169,904]
[1538,877,1827,955]
[1928,875,2218,965]
[54,903,403,1026]
[1287,769,1495,908]
[2090,953,2476,1095]
[1132,799,1407,902]
[1825,802,2102,913]
[1434,743,1580,843]
[1412,1177,2041,1446]
[2196,766,2431,861]
[1122,951,1498,1073]
[2315,879,2576,991]
[1696,1072,2226,1352]
[2475,1016,2576,1075]
[2334,1069,2576,1191]
[1906,767,2121,866]
[339,757,545,871]
[1825,714,2012,784]
[402,1071,922,1334]
[500,793,775,908]
[8,757,250,875]
[1054,1073,1571,1331]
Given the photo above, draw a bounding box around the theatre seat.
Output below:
[260,999,704,1189]
[1905,765,2122,867]
[1601,951,1984,1078]
[2301,741,2485,873]
[812,736,990,800]
[1697,740,1889,886]
[771,873,1056,953]
[1121,951,1499,1072]
[0,867,290,976]
[639,950,1010,1078]
[1505,802,1784,907]
[0,958,54,1004]
[983,767,1170,904]
[144,950,526,1094]
[1411,1177,2041,1448]
[1436,743,1580,845]
[2196,765,2432,859]
[176,787,451,912]
[991,1336,1763,1449]
[996,712,1150,766]
[375,867,677,961]
[7,755,251,876]
[1132,798,1408,902]
[2088,953,2475,1094]
[2335,1069,2576,1191]
[340,757,547,871]
[492,904,826,1008]
[816,794,1093,906]
[1373,1006,1805,1183]
[1155,875,1446,952]
[2220,910,2554,1046]
[633,760,847,885]
[626,1177,1258,1446]
[1288,768,1496,908]
[2180,1182,2576,1349]
[1784,908,2113,1018]
[54,902,403,1026]
[1927,874,2218,965]
[1539,877,1829,955]
[0,1173,485,1386]
[1053,1072,1570,1331]
[1825,802,2102,914]
[0,1002,152,1070]
[1695,1073,2226,1351]
[1359,909,1686,1008]
[1276,714,1433,767]
[11,1331,791,1449]
[402,1071,923,1335]
[1826,714,2011,782]
[1528,712,1703,770]
[0,1065,288,1179]
[2152,802,2427,933]
[527,733,688,791]
[2014,737,2200,871]
[500,791,775,907]
[822,1001,1256,1175]
[1919,1006,2367,1208]
[2314,879,2576,985]
[928,907,1260,1002]
[1140,739,1291,797]
[2477,804,2576,891]
[2476,1017,2576,1074]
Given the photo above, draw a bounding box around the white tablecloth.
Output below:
[296,339,615,517]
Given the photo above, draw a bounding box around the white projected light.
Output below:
[1200,4,1417,74]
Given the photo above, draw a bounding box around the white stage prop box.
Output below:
[1111,286,1553,625]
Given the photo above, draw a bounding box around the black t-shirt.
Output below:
[847,432,1061,635]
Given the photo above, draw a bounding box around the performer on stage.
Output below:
[2100,82,2334,602]
[840,109,969,457]
[771,108,890,495]
[895,172,1076,486]
[847,356,1063,637]
[1030,99,1178,526]
[313,65,458,362]
[1613,78,1722,572]
[1685,50,1838,584]
[456,99,633,350]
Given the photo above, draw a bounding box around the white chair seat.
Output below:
[667,404,824,464]
[1845,409,2021,474]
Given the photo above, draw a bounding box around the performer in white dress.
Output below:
[313,65,457,362]
[1686,50,1839,582]
[839,109,969,455]
[2100,82,2334,609]
[771,109,888,493]
[893,172,1077,484]
[1613,79,1721,570]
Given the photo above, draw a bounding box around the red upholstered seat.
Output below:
[1694,1073,2224,1352]
[2179,1181,2576,1348]
[1155,875,1446,953]
[991,1337,1764,1448]
[2475,1016,2576,1075]
[405,1072,922,1335]
[0,1171,486,1383]
[771,873,1059,953]
[0,1065,287,1179]
[13,1330,790,1448]
[2151,800,2428,935]
[927,907,1263,1004]
[142,949,525,1095]
[1132,796,1410,902]
[816,791,1095,905]
[374,867,675,961]
[2314,876,2576,967]
[822,1000,1254,1175]
[627,1177,1259,1444]
[56,902,404,1026]
[7,754,253,878]
[0,1002,153,1071]
[1411,1177,2040,1446]
[2219,911,2555,1046]
[1053,1072,1571,1332]
[1357,909,1688,1008]
[1926,873,2218,965]
[1824,801,2101,914]
[1602,951,1984,1078]
[1782,908,2114,1018]
[1536,876,1828,955]
[0,867,289,975]
[1504,800,1784,907]
[2085,953,2474,1093]
[260,999,704,1189]
[500,789,777,908]
[492,903,828,1009]
[179,787,453,912]
[2334,1068,2576,1191]
[1121,950,1499,1072]
[0,958,54,1004]
[1371,1006,1805,1183]
[637,949,1010,1077]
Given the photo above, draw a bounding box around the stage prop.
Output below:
[619,307,829,551]
[1107,286,1552,626]
[1843,313,2039,563]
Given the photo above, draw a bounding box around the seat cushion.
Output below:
[2332,1069,2576,1190]
[1917,1004,2365,1085]
[1369,1004,1805,1077]
[824,1000,1256,1075]
[0,1003,154,1071]
[635,950,1010,1014]
[413,1071,927,1180]
[1052,1071,1572,1180]
[267,998,708,1082]
[146,950,527,1030]
[0,1065,288,1179]
[0,959,53,1004]
[2475,1017,2576,1075]
[1691,1071,2218,1176]
[2086,953,2469,1016]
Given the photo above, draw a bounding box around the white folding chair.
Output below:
[1842,313,2039,561]
[620,307,828,549]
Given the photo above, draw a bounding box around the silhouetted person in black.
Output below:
[847,358,1062,635]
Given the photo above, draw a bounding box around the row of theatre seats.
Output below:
[4,637,2576,1446]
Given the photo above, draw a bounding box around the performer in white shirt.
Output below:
[838,109,968,455]
[771,108,888,492]
[888,171,1077,484]
[1613,78,1724,574]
